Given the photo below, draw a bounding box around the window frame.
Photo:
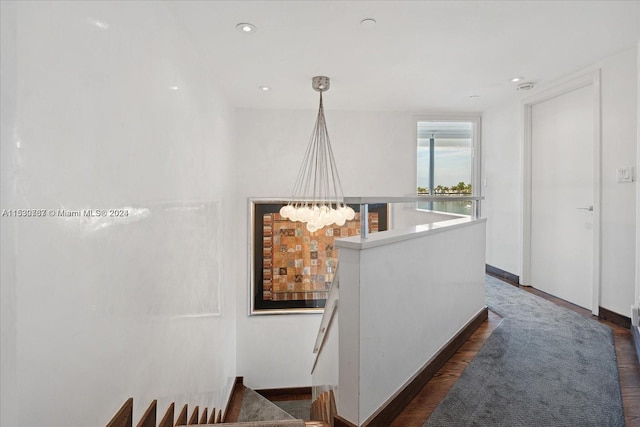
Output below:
[414,114,482,215]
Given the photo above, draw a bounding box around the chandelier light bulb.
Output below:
[342,205,356,221]
[323,209,336,226]
[280,204,293,218]
[335,216,347,227]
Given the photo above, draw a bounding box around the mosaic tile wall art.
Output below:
[250,201,388,314]
[262,212,379,302]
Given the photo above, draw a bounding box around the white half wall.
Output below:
[483,47,638,316]
[0,2,238,426]
[336,218,487,425]
[235,109,417,388]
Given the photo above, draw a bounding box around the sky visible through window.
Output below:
[417,122,472,192]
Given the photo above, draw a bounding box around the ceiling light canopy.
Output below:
[280,76,355,232]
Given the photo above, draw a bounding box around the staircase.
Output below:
[224,379,329,426]
[106,378,329,427]
[226,384,298,423]
[106,398,223,427]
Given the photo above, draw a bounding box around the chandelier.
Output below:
[280,76,355,232]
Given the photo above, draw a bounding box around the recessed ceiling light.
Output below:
[87,17,109,30]
[469,95,480,98]
[236,23,256,33]
[360,18,377,28]
[169,86,180,91]
[259,86,270,91]
[511,76,525,83]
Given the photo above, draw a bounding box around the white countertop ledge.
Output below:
[335,217,487,250]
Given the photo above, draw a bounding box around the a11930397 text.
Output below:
[1,209,130,218]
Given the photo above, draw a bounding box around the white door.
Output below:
[530,84,595,310]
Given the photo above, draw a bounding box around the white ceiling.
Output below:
[166,1,639,112]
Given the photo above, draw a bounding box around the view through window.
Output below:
[417,121,475,215]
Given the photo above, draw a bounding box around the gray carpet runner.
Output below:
[425,275,625,427]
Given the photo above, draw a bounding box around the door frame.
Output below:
[522,70,602,315]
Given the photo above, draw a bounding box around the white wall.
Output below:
[481,100,522,275]
[0,2,237,426]
[636,37,640,322]
[599,49,637,314]
[483,47,638,316]
[1,3,19,426]
[235,109,416,388]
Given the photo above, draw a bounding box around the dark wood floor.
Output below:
[390,282,640,427]
[390,310,502,427]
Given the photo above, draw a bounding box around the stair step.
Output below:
[237,388,297,422]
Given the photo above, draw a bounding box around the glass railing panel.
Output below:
[311,266,339,405]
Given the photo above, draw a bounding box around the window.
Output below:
[416,118,480,215]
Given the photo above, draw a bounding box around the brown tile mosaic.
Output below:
[262,212,379,301]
